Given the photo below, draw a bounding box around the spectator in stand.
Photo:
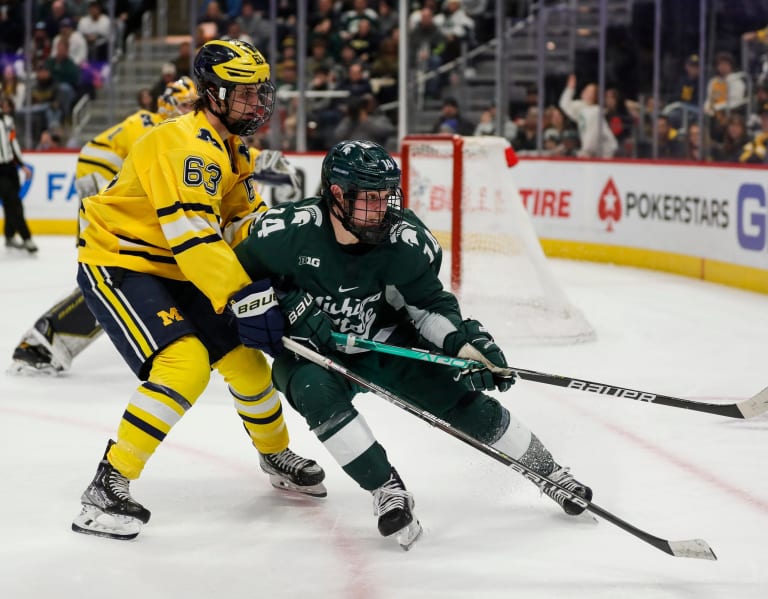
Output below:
[740,106,768,163]
[682,122,707,161]
[670,54,701,107]
[431,96,475,135]
[45,38,81,123]
[331,43,362,85]
[434,0,476,64]
[310,0,342,32]
[604,87,635,155]
[31,22,53,71]
[543,104,567,139]
[559,73,618,158]
[0,0,23,55]
[336,62,374,106]
[54,18,88,67]
[2,64,25,110]
[78,1,111,62]
[370,35,399,105]
[742,24,768,45]
[197,0,229,39]
[746,75,768,137]
[542,128,561,154]
[409,6,446,99]
[150,62,178,106]
[348,16,380,65]
[68,0,93,19]
[171,40,192,78]
[222,19,253,45]
[29,63,64,132]
[512,106,539,152]
[333,93,396,150]
[711,113,751,163]
[236,1,270,50]
[559,128,581,157]
[306,37,336,81]
[36,128,64,150]
[310,18,343,63]
[704,52,748,142]
[377,0,398,37]
[306,66,343,151]
[408,0,439,30]
[136,87,154,111]
[473,102,518,142]
[42,0,70,40]
[638,115,684,159]
[340,0,379,42]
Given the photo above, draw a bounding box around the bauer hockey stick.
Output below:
[331,333,768,420]
[283,336,717,560]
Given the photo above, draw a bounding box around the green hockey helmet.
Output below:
[321,140,403,244]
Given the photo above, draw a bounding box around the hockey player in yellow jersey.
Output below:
[9,75,298,376]
[8,77,198,376]
[74,75,198,196]
[71,39,325,540]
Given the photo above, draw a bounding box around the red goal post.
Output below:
[401,134,465,291]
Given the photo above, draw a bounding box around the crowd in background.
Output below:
[0,0,149,146]
[4,0,768,165]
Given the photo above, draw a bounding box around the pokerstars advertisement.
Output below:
[513,159,768,272]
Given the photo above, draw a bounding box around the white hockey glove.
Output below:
[253,150,300,191]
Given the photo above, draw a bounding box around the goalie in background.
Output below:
[232,139,593,550]
[7,80,300,377]
[71,39,324,540]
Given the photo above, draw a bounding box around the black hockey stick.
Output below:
[331,333,768,420]
[283,337,717,560]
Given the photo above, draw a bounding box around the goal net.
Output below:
[400,135,595,345]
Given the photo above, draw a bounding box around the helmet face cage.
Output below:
[321,140,404,244]
[157,76,198,119]
[193,39,276,136]
[341,187,404,244]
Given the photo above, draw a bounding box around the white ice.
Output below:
[1,236,766,599]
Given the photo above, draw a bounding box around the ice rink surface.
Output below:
[1,236,766,599]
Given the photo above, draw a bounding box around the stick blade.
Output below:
[668,539,717,560]
[737,385,768,419]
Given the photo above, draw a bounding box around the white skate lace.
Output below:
[544,467,583,505]
[268,449,316,475]
[372,479,411,516]
[107,469,133,502]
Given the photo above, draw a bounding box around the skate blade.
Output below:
[396,519,423,551]
[71,505,142,540]
[6,360,63,377]
[268,474,328,498]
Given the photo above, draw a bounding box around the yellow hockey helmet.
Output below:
[193,39,275,135]
[156,76,198,119]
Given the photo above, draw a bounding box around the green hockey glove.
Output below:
[443,319,516,392]
[280,289,334,354]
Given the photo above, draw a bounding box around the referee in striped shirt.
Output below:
[1,97,36,253]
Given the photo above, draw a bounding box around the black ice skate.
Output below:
[72,440,150,540]
[7,342,62,376]
[259,448,327,497]
[372,468,423,551]
[539,464,593,516]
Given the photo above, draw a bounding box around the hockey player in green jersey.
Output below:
[233,139,593,550]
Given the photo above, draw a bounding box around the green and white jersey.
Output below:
[234,198,464,348]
